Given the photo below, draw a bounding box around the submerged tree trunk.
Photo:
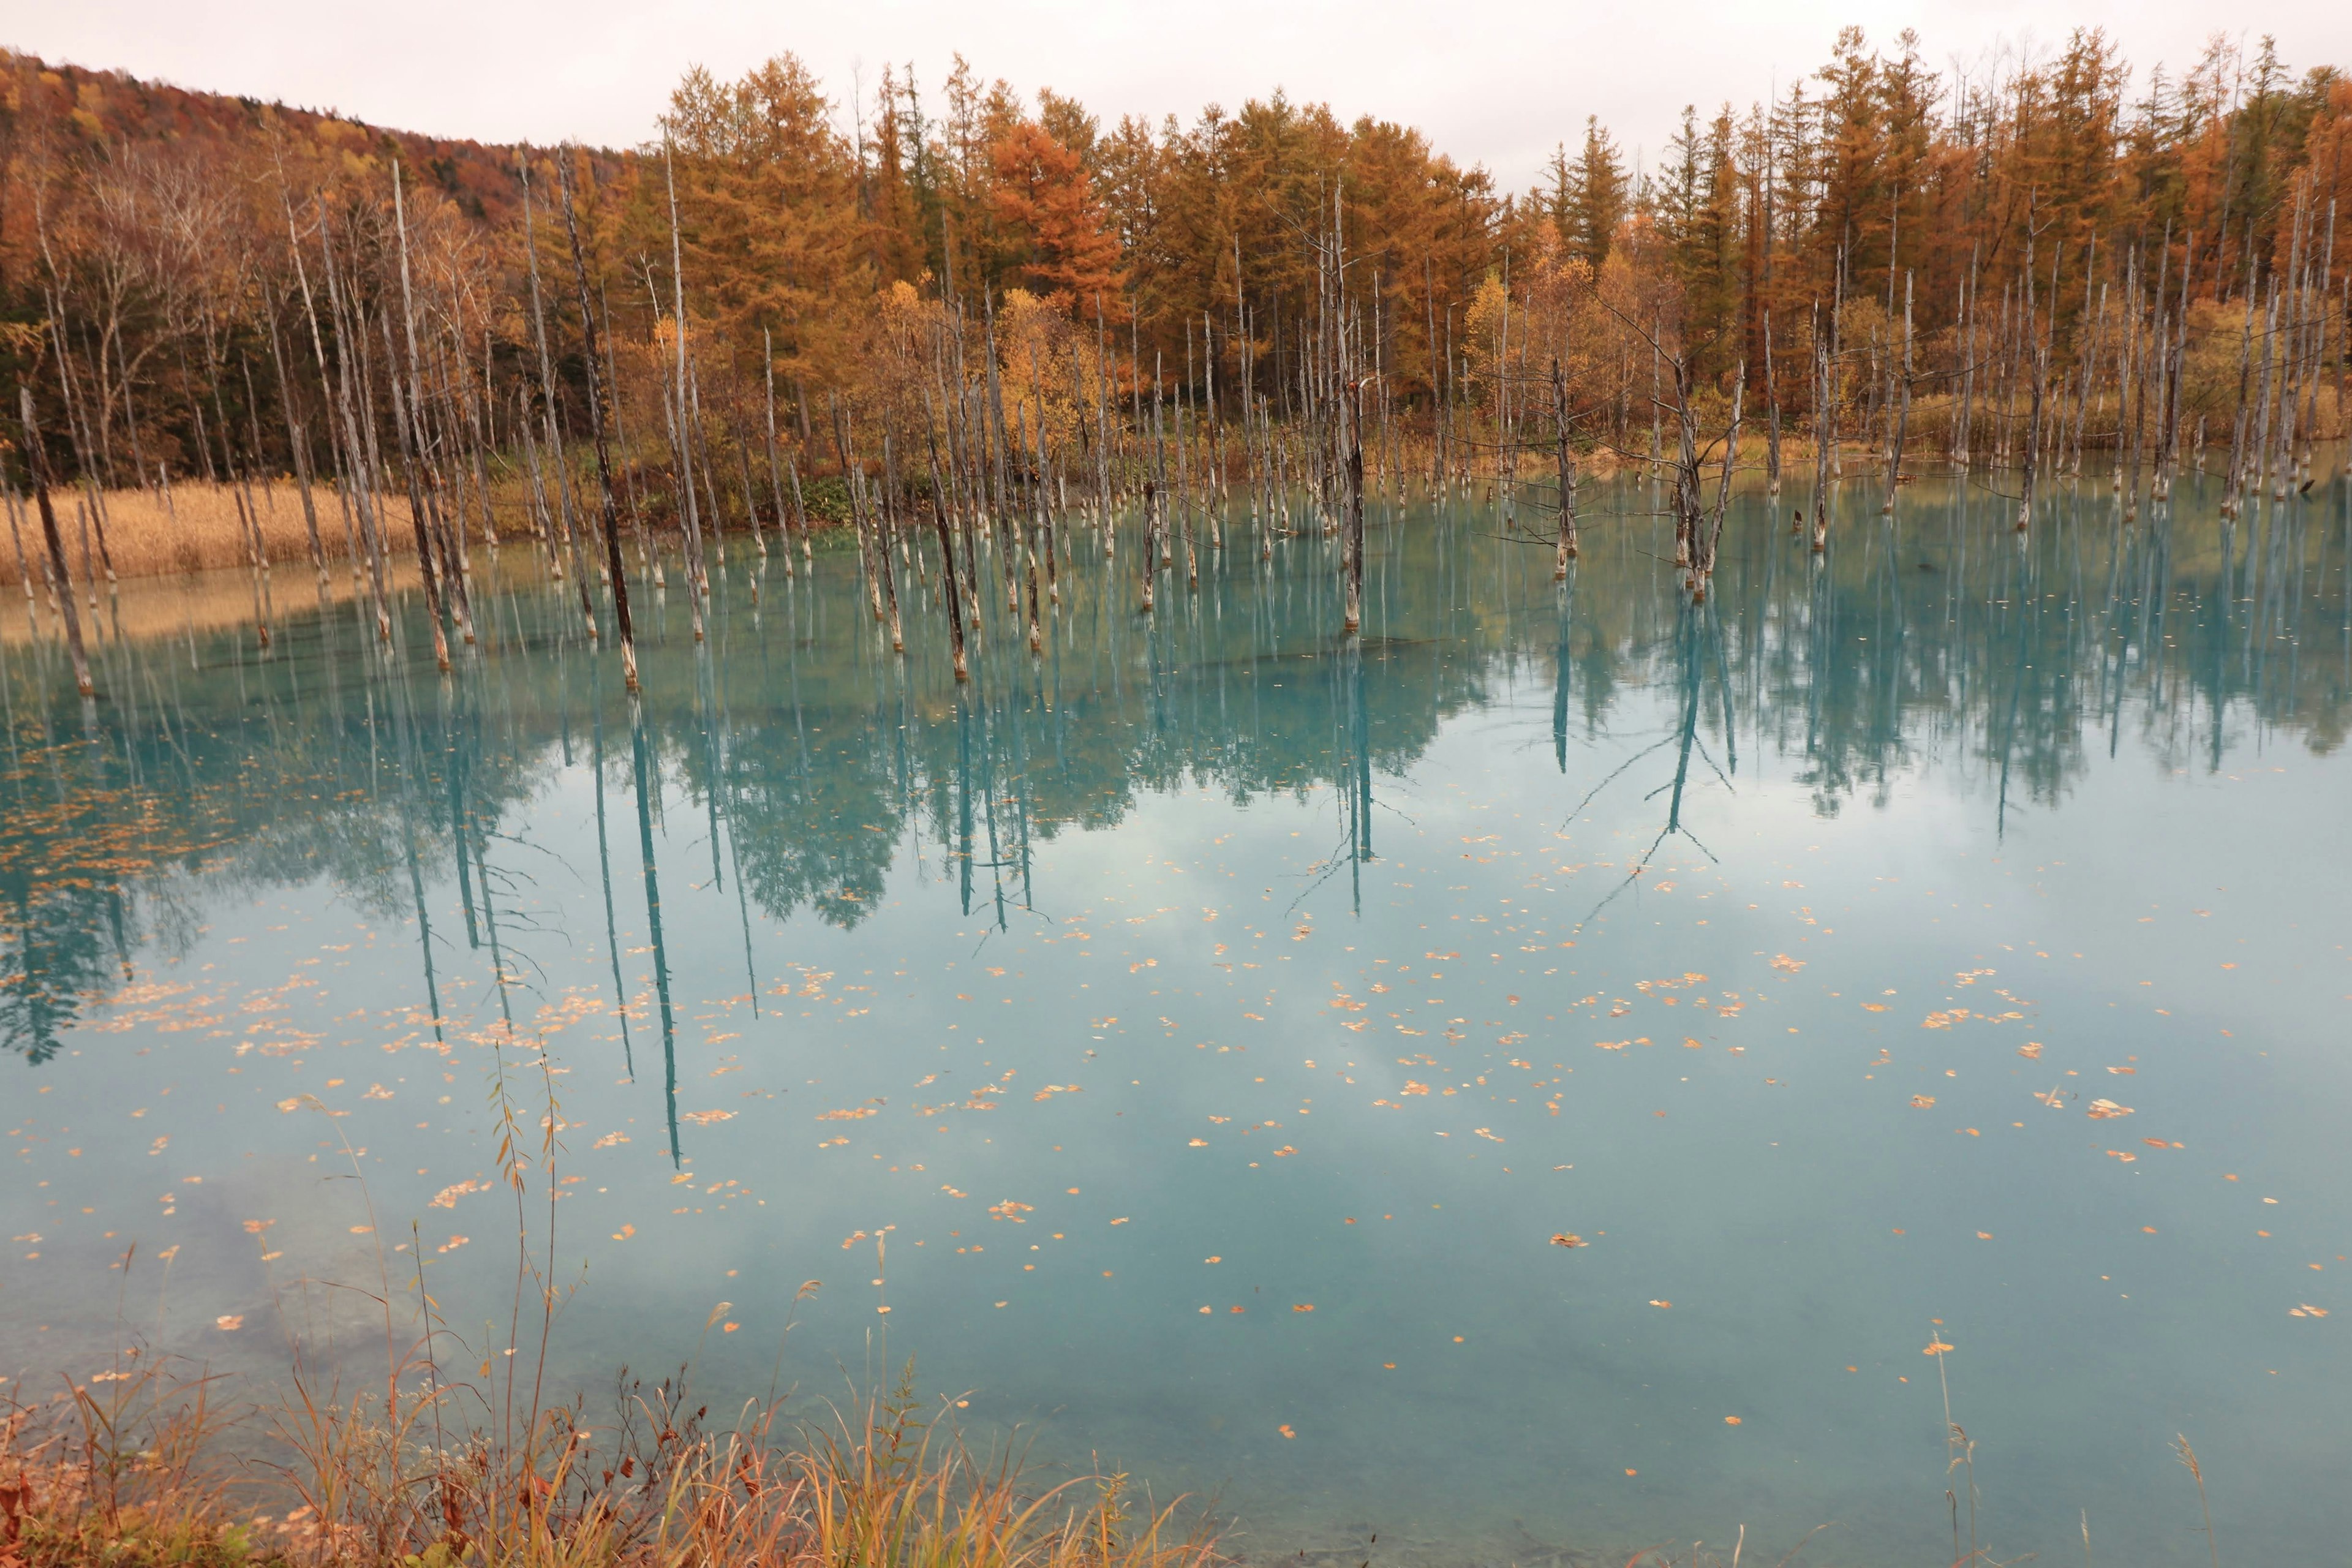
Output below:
[1551,360,1578,576]
[18,386,91,696]
[559,148,639,692]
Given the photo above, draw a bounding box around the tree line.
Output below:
[0,27,2345,651]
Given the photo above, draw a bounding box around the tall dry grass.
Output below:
[1,480,433,587]
[0,1349,1218,1568]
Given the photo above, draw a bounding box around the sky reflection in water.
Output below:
[4,467,2348,1564]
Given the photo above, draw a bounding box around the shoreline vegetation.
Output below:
[0,1353,1219,1568]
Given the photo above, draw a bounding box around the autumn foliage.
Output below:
[0,28,2345,500]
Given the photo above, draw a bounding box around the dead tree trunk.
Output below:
[18,386,91,696]
[1551,359,1578,576]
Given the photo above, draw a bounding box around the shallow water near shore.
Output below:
[4,465,2349,1564]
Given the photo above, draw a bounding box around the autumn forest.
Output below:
[2,26,2348,636]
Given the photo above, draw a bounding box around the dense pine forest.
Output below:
[1,27,2346,627]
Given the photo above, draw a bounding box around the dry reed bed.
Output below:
[2,481,433,587]
[0,1354,1218,1568]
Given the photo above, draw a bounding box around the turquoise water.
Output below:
[4,467,2349,1564]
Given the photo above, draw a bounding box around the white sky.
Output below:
[6,0,2345,192]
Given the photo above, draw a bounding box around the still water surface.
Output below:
[4,470,2348,1564]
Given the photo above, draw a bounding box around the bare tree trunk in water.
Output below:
[18,386,91,696]
[1882,273,1910,516]
[1551,359,1578,576]
[558,147,639,692]
[1342,378,1364,634]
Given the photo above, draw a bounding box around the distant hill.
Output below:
[1,47,614,225]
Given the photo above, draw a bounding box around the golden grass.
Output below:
[2,480,435,587]
[0,1354,1218,1568]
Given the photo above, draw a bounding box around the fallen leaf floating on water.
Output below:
[1649,1300,1672,1310]
[1910,1095,1937,1108]
[430,1178,488,1209]
[1724,1415,1743,1425]
[1550,1233,1586,1248]
[1278,1425,1297,1439]
[2087,1099,2135,1120]
[215,1315,244,1332]
[1292,1303,1315,1313]
[2289,1305,2330,1318]
[2018,1042,2045,1060]
[1923,1339,1956,1355]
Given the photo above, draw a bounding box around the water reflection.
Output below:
[6,464,2352,1562]
[4,469,2344,1077]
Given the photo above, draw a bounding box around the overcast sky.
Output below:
[6,1,2345,192]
